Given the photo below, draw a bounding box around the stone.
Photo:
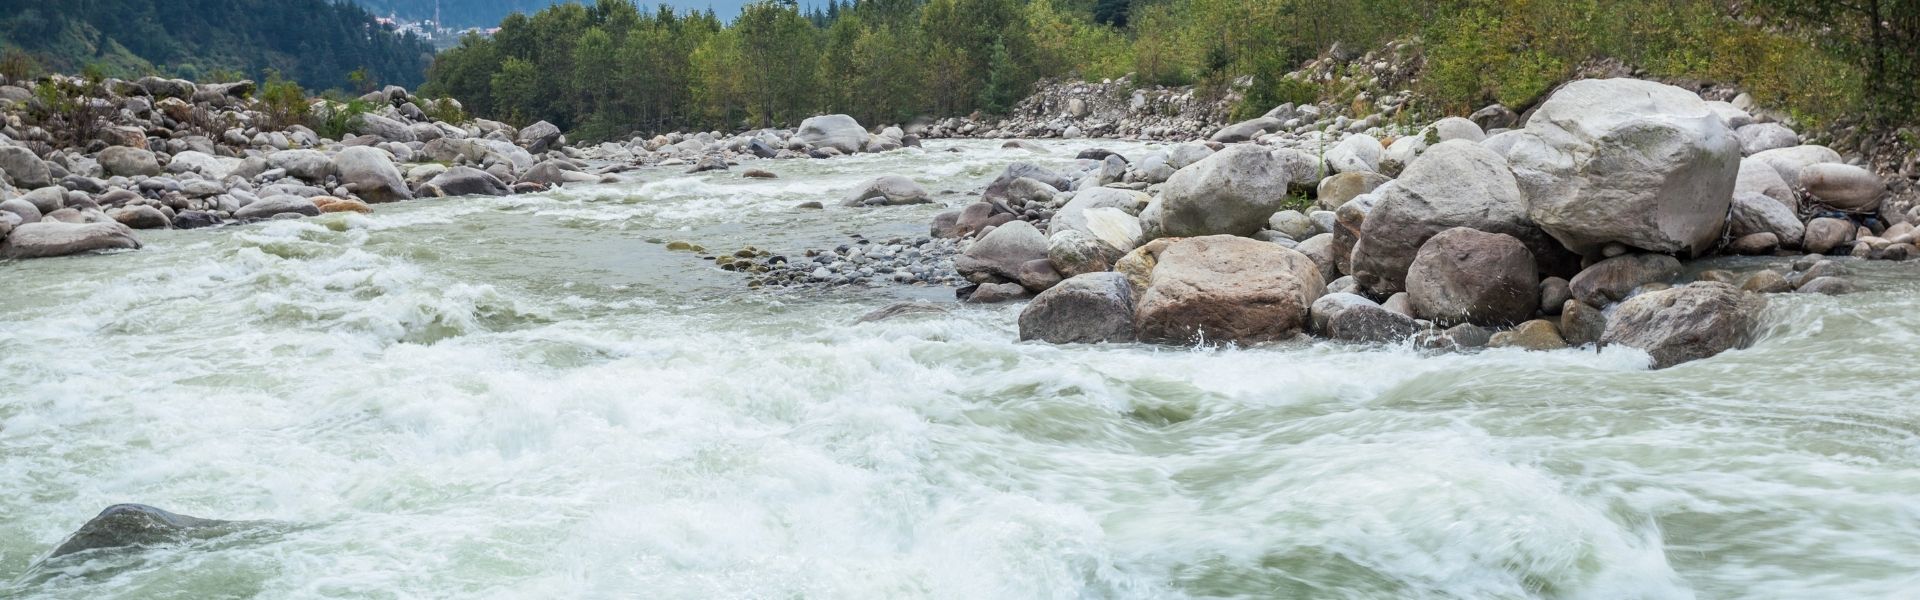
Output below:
[855,302,950,324]
[1728,232,1780,255]
[109,205,169,229]
[1015,258,1064,292]
[315,197,373,214]
[1050,188,1149,248]
[1379,135,1426,177]
[1018,272,1137,344]
[1799,163,1884,211]
[796,114,868,154]
[1406,228,1540,326]
[332,146,411,203]
[20,187,66,214]
[844,176,931,206]
[1350,140,1549,295]
[1267,210,1316,240]
[966,282,1029,303]
[517,120,563,153]
[1315,171,1391,211]
[1539,277,1571,315]
[1741,269,1792,293]
[1,198,43,224]
[46,504,242,559]
[234,195,319,220]
[1750,145,1842,188]
[425,166,510,197]
[1736,158,1797,210]
[0,222,142,258]
[956,220,1048,282]
[1167,143,1215,169]
[1489,319,1568,350]
[1325,134,1384,173]
[1736,122,1799,156]
[1729,192,1806,247]
[686,156,728,173]
[1508,79,1739,256]
[1382,292,1413,317]
[743,169,777,179]
[1432,117,1487,143]
[983,163,1070,204]
[1559,300,1606,346]
[1470,104,1520,131]
[1048,229,1122,277]
[269,150,335,182]
[0,146,52,188]
[1569,254,1683,306]
[354,113,417,143]
[1294,233,1339,283]
[1797,276,1853,295]
[1602,282,1766,368]
[1209,117,1283,143]
[1310,292,1419,343]
[1151,146,1319,238]
[100,146,162,177]
[1803,217,1854,254]
[1134,235,1326,345]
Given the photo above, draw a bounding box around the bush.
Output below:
[0,48,36,83]
[314,99,375,140]
[258,71,310,129]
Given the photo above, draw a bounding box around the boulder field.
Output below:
[956,77,1913,369]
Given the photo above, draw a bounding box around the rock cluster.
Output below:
[985,75,1907,369]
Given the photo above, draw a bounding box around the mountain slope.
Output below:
[352,1,756,28]
[0,0,434,91]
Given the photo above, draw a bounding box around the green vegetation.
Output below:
[0,0,434,92]
[422,0,1911,140]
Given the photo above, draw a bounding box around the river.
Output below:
[2,139,1917,599]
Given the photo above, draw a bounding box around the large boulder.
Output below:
[1315,171,1390,211]
[46,504,241,559]
[1405,228,1540,326]
[1799,163,1884,211]
[425,166,510,197]
[353,113,417,143]
[1736,123,1799,156]
[1729,192,1806,247]
[1152,145,1319,238]
[1735,158,1796,210]
[1134,235,1326,345]
[983,163,1070,204]
[100,146,162,177]
[1349,140,1548,295]
[234,195,320,220]
[1508,79,1740,256]
[1750,145,1841,188]
[0,146,52,188]
[1050,188,1149,243]
[1325,134,1384,174]
[1803,217,1854,254]
[269,150,335,182]
[955,220,1048,282]
[796,114,868,154]
[1209,117,1283,143]
[332,146,412,203]
[1310,292,1419,343]
[1,221,142,258]
[843,176,930,206]
[517,120,563,153]
[1017,272,1137,344]
[1601,282,1767,368]
[1568,253,1682,306]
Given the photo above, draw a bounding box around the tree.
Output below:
[490,57,542,125]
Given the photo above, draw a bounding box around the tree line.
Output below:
[420,0,1915,142]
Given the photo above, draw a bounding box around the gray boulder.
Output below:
[1,197,43,224]
[1803,217,1854,254]
[1,221,142,258]
[1018,272,1137,344]
[234,195,319,220]
[1602,282,1766,368]
[1799,163,1884,211]
[1315,171,1390,211]
[1152,145,1319,238]
[1568,253,1682,306]
[46,504,243,559]
[332,146,412,203]
[1750,145,1842,188]
[1350,140,1548,295]
[1735,158,1797,210]
[1209,117,1283,143]
[956,220,1048,282]
[1325,134,1384,173]
[354,113,417,143]
[1508,78,1739,256]
[797,114,868,154]
[517,120,563,153]
[1729,192,1806,247]
[425,166,510,197]
[21,187,66,214]
[1432,117,1488,143]
[100,146,162,177]
[269,150,335,182]
[1736,122,1798,156]
[1310,292,1419,343]
[1406,228,1540,326]
[844,176,931,206]
[109,205,170,229]
[0,146,52,188]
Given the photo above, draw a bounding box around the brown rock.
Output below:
[1134,235,1327,345]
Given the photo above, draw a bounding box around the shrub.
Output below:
[258,71,311,129]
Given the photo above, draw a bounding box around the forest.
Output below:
[0,0,435,92]
[421,0,1916,142]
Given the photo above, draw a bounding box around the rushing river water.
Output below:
[2,139,1918,599]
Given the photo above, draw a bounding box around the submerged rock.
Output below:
[47,504,237,559]
[2,221,142,259]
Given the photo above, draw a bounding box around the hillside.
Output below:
[0,0,435,91]
[352,0,756,28]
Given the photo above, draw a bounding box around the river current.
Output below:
[2,139,1917,599]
